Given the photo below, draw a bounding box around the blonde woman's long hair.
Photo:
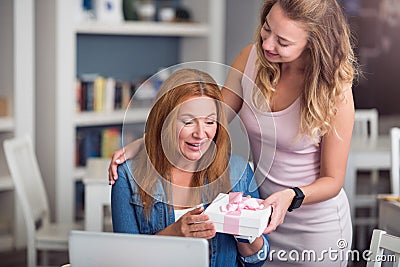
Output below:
[132,69,231,218]
[254,0,359,142]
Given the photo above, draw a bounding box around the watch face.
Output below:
[293,198,303,208]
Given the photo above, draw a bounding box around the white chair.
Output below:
[391,127,400,197]
[352,109,380,248]
[3,136,83,267]
[367,229,400,267]
[354,109,379,141]
[83,157,112,232]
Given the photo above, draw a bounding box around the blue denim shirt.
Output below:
[111,155,268,267]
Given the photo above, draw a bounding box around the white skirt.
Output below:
[263,189,352,267]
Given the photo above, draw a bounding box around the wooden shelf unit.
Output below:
[36,0,226,224]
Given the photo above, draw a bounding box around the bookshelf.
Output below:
[74,108,150,127]
[0,0,34,250]
[36,0,226,224]
[76,21,209,36]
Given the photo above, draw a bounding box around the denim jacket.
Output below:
[111,155,269,267]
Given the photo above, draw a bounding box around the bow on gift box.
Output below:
[220,192,265,235]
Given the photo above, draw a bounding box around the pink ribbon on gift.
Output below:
[220,192,265,235]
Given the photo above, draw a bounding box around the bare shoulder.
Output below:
[334,83,355,127]
[339,83,354,107]
[231,44,254,74]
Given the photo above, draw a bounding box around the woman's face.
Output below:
[260,3,308,64]
[176,96,218,162]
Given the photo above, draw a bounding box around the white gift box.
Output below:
[204,192,271,238]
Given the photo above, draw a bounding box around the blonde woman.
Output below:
[222,1,357,265]
[111,0,358,265]
[111,69,269,267]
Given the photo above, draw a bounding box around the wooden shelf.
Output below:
[75,21,209,37]
[73,108,150,127]
[0,117,14,132]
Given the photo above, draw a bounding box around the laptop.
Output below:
[68,230,209,267]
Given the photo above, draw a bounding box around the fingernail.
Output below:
[115,159,121,163]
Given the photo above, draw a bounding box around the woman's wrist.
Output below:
[237,235,268,264]
[236,235,264,255]
[284,188,296,201]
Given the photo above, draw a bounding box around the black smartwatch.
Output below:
[288,187,304,212]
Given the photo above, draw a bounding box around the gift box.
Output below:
[204,192,271,238]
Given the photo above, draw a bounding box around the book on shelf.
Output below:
[114,80,136,110]
[121,82,132,110]
[86,79,95,111]
[76,74,158,113]
[75,78,82,112]
[75,125,122,166]
[76,127,102,166]
[77,73,97,112]
[94,76,106,112]
[114,81,123,110]
[104,77,116,112]
[0,97,8,117]
[101,127,121,158]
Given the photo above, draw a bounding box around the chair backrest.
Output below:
[3,136,50,232]
[367,229,400,267]
[391,127,400,196]
[354,109,379,140]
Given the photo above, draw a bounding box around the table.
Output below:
[344,135,392,220]
[83,178,111,232]
[378,196,400,236]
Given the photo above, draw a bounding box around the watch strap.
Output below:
[288,187,304,212]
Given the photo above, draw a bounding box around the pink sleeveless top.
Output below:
[239,45,321,197]
[239,45,352,267]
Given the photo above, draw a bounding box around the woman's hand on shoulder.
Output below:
[169,207,216,239]
[108,137,145,185]
[108,147,126,185]
[262,189,295,234]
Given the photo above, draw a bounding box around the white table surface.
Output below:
[344,135,391,220]
[83,178,111,232]
[378,196,400,236]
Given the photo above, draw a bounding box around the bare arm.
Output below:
[263,86,355,233]
[302,87,354,203]
[236,235,265,258]
[222,44,253,122]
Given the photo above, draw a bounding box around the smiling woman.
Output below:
[138,68,231,209]
[111,68,270,267]
[175,96,218,164]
